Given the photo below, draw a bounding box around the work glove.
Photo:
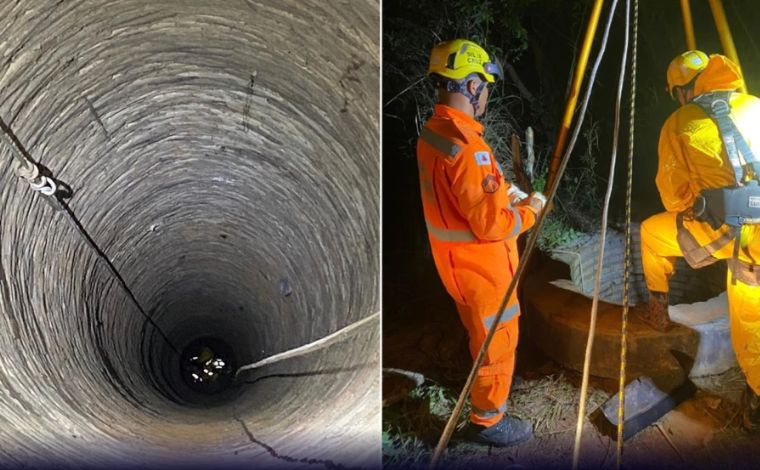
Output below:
[517,192,546,214]
[507,184,529,205]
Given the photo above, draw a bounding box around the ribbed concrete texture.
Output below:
[548,224,725,306]
[0,1,379,468]
[533,223,732,385]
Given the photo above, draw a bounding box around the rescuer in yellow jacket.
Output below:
[417,39,546,447]
[638,50,760,432]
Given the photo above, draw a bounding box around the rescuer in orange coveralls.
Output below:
[417,38,546,447]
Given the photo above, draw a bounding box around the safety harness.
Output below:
[688,91,760,284]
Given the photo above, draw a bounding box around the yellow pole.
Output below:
[708,0,747,93]
[547,0,605,191]
[680,0,696,50]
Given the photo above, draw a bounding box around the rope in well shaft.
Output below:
[234,311,379,379]
[572,0,627,467]
[617,0,639,466]
[0,117,181,356]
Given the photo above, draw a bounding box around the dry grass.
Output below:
[691,367,745,399]
[383,371,612,468]
[509,373,609,437]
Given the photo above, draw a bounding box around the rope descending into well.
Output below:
[617,0,639,467]
[3,114,380,384]
[572,0,628,467]
[0,116,181,356]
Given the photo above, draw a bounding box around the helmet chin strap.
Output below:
[447,77,487,115]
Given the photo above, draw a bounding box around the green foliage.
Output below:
[382,429,428,469]
[537,214,584,251]
[382,382,470,468]
[408,383,460,417]
[533,174,546,193]
[447,0,525,60]
[385,0,604,243]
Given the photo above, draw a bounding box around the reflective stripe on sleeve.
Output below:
[425,211,522,243]
[506,206,523,238]
[425,219,478,242]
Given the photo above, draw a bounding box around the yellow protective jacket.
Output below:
[656,54,760,263]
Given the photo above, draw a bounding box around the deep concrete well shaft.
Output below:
[0,1,379,467]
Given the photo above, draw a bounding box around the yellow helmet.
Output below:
[198,346,214,363]
[428,39,502,83]
[666,50,709,96]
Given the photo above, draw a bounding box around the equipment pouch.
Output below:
[694,181,760,229]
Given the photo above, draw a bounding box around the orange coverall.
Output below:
[417,104,537,426]
[641,55,760,393]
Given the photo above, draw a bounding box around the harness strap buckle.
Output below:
[710,98,731,117]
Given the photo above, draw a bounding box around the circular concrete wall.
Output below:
[0,1,379,467]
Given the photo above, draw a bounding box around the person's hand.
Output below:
[507,184,528,205]
[517,192,546,214]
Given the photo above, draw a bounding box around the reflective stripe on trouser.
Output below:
[728,258,760,286]
[642,211,760,394]
[675,212,735,269]
[471,401,508,422]
[641,211,733,291]
[456,302,519,427]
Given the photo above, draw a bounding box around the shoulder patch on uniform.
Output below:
[482,174,500,193]
[474,151,491,166]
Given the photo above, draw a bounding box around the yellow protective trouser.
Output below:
[641,211,760,394]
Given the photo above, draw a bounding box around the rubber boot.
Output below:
[468,415,533,447]
[635,290,673,332]
[742,384,760,434]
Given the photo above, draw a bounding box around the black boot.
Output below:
[635,290,673,332]
[468,415,533,447]
[742,384,760,434]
